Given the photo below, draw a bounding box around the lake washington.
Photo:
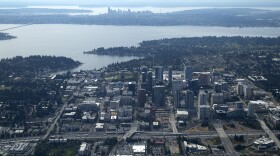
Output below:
[1,24,280,70]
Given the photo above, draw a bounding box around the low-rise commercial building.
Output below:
[176,110,189,120]
[253,137,275,151]
[78,142,90,156]
[132,145,146,155]
[9,142,31,155]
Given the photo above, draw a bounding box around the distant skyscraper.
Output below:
[185,90,194,109]
[147,71,153,93]
[211,93,224,105]
[138,89,146,107]
[174,91,181,108]
[155,66,163,83]
[198,105,211,121]
[168,66,173,85]
[244,86,253,99]
[198,73,210,86]
[141,72,147,83]
[221,81,229,91]
[184,66,193,81]
[214,82,223,93]
[188,79,199,94]
[237,83,244,96]
[128,82,136,96]
[141,66,148,74]
[152,85,165,107]
[198,90,208,106]
[108,7,111,14]
[247,101,255,117]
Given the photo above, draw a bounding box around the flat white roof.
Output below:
[176,110,189,115]
[96,123,104,129]
[249,100,267,105]
[79,142,88,152]
[153,122,159,125]
[254,137,274,145]
[184,141,207,151]
[132,145,146,153]
[64,112,76,116]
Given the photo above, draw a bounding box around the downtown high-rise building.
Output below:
[155,66,163,83]
[152,85,165,107]
[184,66,193,81]
[147,71,153,93]
[168,66,173,85]
[198,90,208,106]
[185,90,194,109]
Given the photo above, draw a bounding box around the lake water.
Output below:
[1,24,280,70]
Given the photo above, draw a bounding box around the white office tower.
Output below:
[237,83,244,96]
[244,86,253,99]
[152,85,165,107]
[198,105,211,121]
[154,66,163,83]
[211,93,224,105]
[185,90,194,109]
[184,66,193,81]
[198,91,208,106]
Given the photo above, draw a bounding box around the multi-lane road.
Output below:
[42,96,73,140]
[213,121,239,156]
[3,125,280,144]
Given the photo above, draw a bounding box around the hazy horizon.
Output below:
[1,0,280,7]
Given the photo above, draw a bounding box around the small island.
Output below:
[0,32,16,40]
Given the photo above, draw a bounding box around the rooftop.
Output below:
[79,142,88,152]
[132,145,146,153]
[254,137,274,145]
[9,142,30,152]
[176,110,189,116]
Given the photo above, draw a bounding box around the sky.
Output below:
[1,0,280,7]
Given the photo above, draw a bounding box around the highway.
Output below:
[213,121,239,156]
[55,130,267,141]
[170,109,178,133]
[42,96,73,140]
[2,126,275,143]
[56,129,268,141]
[121,122,138,140]
[0,126,274,147]
[3,124,278,147]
